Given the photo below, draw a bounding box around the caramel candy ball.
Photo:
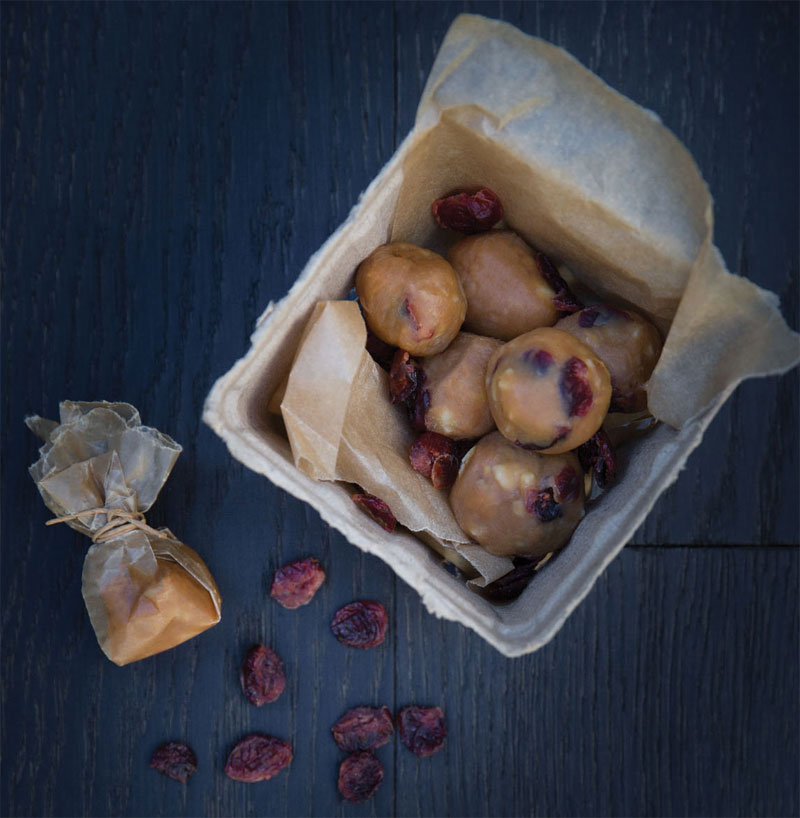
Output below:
[421,332,502,439]
[356,243,467,356]
[487,328,611,454]
[450,432,585,558]
[446,230,559,340]
[555,305,663,413]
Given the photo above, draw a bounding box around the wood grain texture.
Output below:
[1,3,798,816]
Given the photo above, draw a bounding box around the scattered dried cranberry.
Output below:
[396,706,447,757]
[366,329,396,371]
[482,556,544,603]
[389,349,419,404]
[331,601,388,649]
[559,356,593,417]
[526,487,561,522]
[351,493,397,533]
[410,432,460,489]
[240,644,285,707]
[536,251,583,313]
[554,466,582,503]
[577,428,618,490]
[331,706,394,752]
[224,734,293,782]
[338,752,384,802]
[270,557,326,609]
[432,188,503,233]
[149,742,197,783]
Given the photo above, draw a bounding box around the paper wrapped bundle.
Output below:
[204,15,799,656]
[27,401,222,666]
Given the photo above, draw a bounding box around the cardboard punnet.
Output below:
[204,16,800,657]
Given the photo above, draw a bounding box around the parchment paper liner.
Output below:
[28,401,222,666]
[204,15,799,656]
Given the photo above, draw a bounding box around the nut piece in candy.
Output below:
[409,432,460,490]
[331,706,394,752]
[432,187,504,233]
[224,734,293,782]
[351,493,397,533]
[331,601,387,649]
[269,557,325,609]
[450,433,585,558]
[486,327,611,454]
[396,706,447,758]
[577,428,619,490]
[356,242,466,356]
[240,644,286,706]
[555,304,663,413]
[447,230,561,340]
[149,741,198,783]
[419,332,501,439]
[338,752,384,802]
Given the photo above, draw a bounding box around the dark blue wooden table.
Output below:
[2,3,798,816]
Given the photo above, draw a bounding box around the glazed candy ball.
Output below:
[486,327,611,454]
[450,432,585,558]
[420,332,502,439]
[356,242,467,356]
[446,230,560,340]
[555,305,663,413]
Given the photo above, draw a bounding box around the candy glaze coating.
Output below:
[446,230,559,340]
[356,242,466,356]
[450,433,585,558]
[486,328,611,454]
[421,332,502,439]
[555,305,662,413]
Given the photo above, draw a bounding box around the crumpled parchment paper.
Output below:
[28,401,221,665]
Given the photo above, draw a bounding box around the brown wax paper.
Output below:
[28,401,222,666]
[205,15,799,655]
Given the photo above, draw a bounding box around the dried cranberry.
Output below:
[331,706,394,752]
[338,752,384,802]
[526,487,561,522]
[410,432,460,489]
[331,601,388,649]
[351,493,397,533]
[149,742,197,783]
[408,384,430,431]
[366,329,396,371]
[554,466,581,503]
[224,734,293,782]
[482,556,544,603]
[432,188,503,233]
[609,386,640,413]
[578,307,600,328]
[270,557,325,609]
[389,349,419,404]
[240,644,285,706]
[560,356,593,417]
[399,297,421,333]
[577,428,618,490]
[536,252,583,313]
[396,706,447,757]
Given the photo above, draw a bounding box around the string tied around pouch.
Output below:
[45,507,169,544]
